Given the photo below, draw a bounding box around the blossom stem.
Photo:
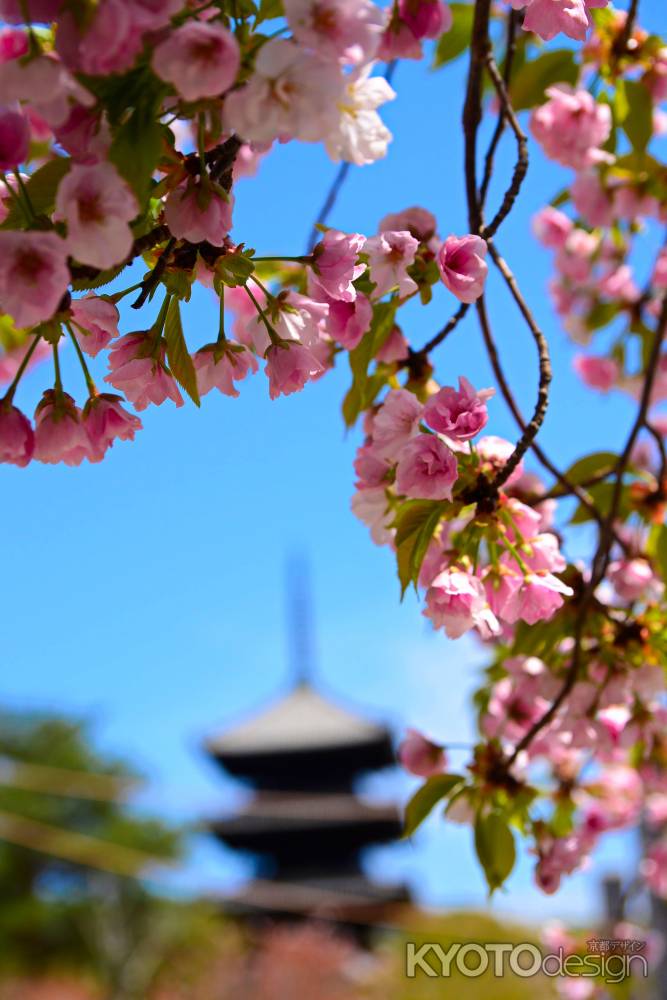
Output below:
[52,343,63,393]
[13,169,36,222]
[244,284,279,346]
[65,322,97,397]
[217,286,227,343]
[2,333,41,403]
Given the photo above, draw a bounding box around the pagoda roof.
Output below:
[206,683,392,756]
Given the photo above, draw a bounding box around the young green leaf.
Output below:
[509,50,578,111]
[164,298,200,407]
[432,3,474,68]
[474,810,516,894]
[403,774,464,838]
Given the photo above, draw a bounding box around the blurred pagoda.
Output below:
[205,557,409,932]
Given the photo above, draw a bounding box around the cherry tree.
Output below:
[0,0,666,902]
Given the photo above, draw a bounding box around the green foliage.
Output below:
[393,499,447,597]
[508,50,578,111]
[622,80,654,156]
[342,300,397,427]
[474,810,516,894]
[164,298,200,406]
[647,524,667,583]
[563,450,617,487]
[214,250,257,288]
[403,774,464,838]
[432,3,474,68]
[0,157,71,230]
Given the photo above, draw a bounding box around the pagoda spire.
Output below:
[285,552,315,687]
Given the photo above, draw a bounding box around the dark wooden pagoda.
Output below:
[206,680,409,930]
[205,558,408,931]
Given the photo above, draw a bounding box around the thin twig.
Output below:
[418,302,470,356]
[486,241,551,489]
[478,10,518,210]
[507,294,667,766]
[480,53,528,241]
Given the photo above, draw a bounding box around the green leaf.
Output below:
[647,524,667,583]
[563,451,617,487]
[256,0,283,21]
[403,774,464,838]
[110,110,166,205]
[622,80,653,156]
[474,810,516,894]
[70,264,126,292]
[585,301,621,332]
[343,301,397,427]
[393,499,446,597]
[509,50,578,111]
[0,156,71,229]
[432,3,474,68]
[215,251,256,288]
[164,298,200,407]
[571,481,628,524]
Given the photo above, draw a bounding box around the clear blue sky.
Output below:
[1,1,665,925]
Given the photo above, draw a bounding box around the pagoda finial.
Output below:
[286,552,315,687]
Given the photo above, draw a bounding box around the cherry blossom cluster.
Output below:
[4,0,667,910]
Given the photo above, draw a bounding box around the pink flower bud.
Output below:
[437,234,488,303]
[424,376,494,441]
[0,106,29,170]
[0,401,34,466]
[398,728,447,777]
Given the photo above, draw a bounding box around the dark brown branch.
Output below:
[417,302,469,357]
[478,10,519,210]
[646,421,667,487]
[462,0,492,233]
[507,293,667,766]
[480,53,528,242]
[613,0,640,64]
[486,240,551,489]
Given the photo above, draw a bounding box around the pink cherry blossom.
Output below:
[476,435,524,485]
[437,234,488,303]
[54,104,111,164]
[350,484,393,545]
[0,401,34,466]
[284,0,384,65]
[570,171,614,227]
[425,568,500,639]
[501,568,574,626]
[152,20,240,102]
[608,558,663,603]
[379,206,437,243]
[530,86,612,170]
[324,64,395,165]
[424,376,494,441]
[56,0,143,77]
[399,728,447,777]
[376,325,409,363]
[0,51,94,129]
[652,248,667,290]
[265,342,325,399]
[82,393,142,460]
[194,342,258,398]
[395,433,458,500]
[70,294,119,357]
[365,230,419,299]
[371,388,423,459]
[0,0,61,23]
[33,390,93,466]
[353,442,389,488]
[399,0,451,39]
[224,39,342,145]
[54,162,138,270]
[532,206,573,249]
[310,229,366,302]
[516,0,590,42]
[0,107,28,170]
[0,230,69,328]
[105,333,184,411]
[164,182,233,246]
[573,354,618,392]
[641,841,667,898]
[326,294,372,350]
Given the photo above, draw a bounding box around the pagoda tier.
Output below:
[205,681,409,930]
[206,684,396,792]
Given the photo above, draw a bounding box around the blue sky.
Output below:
[1,1,665,927]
